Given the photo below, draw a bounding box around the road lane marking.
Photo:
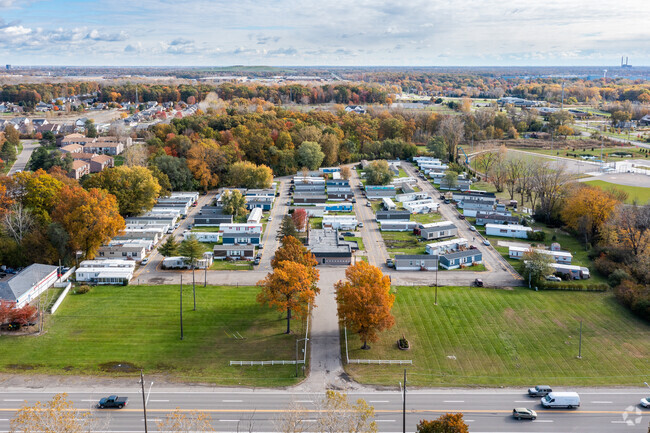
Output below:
[464,420,475,422]
[443,400,465,403]
[514,400,532,403]
[219,419,240,422]
[3,399,23,402]
[149,399,170,402]
[369,400,390,403]
[591,401,613,404]
[533,420,554,422]
[376,420,395,422]
[295,400,313,403]
[81,399,97,402]
[611,421,626,424]
[222,400,243,403]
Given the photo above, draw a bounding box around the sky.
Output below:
[1,0,649,67]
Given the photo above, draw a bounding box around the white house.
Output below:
[549,263,590,280]
[96,244,147,262]
[403,199,438,213]
[322,215,358,230]
[220,223,263,235]
[382,197,397,210]
[425,238,468,255]
[509,246,573,264]
[75,260,135,285]
[485,224,532,239]
[183,231,221,243]
[0,264,59,308]
[247,207,263,224]
[395,192,428,203]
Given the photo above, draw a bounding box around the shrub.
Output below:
[527,230,546,242]
[608,269,631,288]
[614,280,650,321]
[538,282,609,291]
[75,285,91,294]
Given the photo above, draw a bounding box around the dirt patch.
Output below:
[98,362,141,373]
[62,366,75,372]
[622,343,645,359]
[503,307,525,326]
[552,318,568,330]
[7,364,37,370]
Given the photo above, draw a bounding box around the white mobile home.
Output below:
[382,197,397,210]
[425,238,468,255]
[509,246,573,264]
[549,263,590,280]
[183,231,221,243]
[395,192,428,203]
[322,215,358,230]
[379,221,418,231]
[219,223,263,235]
[403,199,438,213]
[247,207,263,224]
[485,224,532,239]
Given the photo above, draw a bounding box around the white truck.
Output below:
[541,392,580,409]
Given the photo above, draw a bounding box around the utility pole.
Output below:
[577,320,583,358]
[295,338,309,377]
[402,369,407,433]
[140,370,148,433]
[180,275,184,341]
[435,261,439,305]
[192,264,196,311]
[204,263,207,288]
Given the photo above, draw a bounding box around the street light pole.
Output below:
[180,274,184,341]
[295,338,309,377]
[140,370,148,433]
[402,369,407,433]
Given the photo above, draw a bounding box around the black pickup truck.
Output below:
[97,395,128,409]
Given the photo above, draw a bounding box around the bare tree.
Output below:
[473,151,497,180]
[504,156,524,200]
[608,205,650,257]
[274,402,309,433]
[123,142,148,167]
[315,391,377,433]
[488,147,508,192]
[533,161,572,222]
[437,115,465,160]
[3,202,34,243]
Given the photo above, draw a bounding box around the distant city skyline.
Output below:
[2,0,649,67]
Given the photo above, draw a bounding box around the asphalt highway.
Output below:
[0,387,648,432]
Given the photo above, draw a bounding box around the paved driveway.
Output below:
[7,140,39,175]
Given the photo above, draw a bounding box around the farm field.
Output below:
[0,285,302,386]
[343,286,650,386]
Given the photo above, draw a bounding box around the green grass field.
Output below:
[513,146,647,161]
[343,286,650,386]
[191,226,221,232]
[381,231,427,256]
[0,285,303,386]
[584,180,650,205]
[210,260,254,271]
[344,236,365,251]
[410,213,443,225]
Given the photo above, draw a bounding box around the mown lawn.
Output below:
[343,286,650,386]
[0,285,303,386]
[584,180,650,205]
[410,213,443,224]
[191,226,221,232]
[344,236,365,251]
[381,231,427,256]
[210,260,254,271]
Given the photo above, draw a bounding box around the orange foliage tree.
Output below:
[257,260,319,334]
[335,261,395,350]
[560,184,621,243]
[52,186,125,260]
[291,208,308,232]
[271,236,319,284]
[416,413,469,433]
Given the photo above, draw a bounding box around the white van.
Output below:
[541,392,580,409]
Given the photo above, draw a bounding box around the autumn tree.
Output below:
[606,205,650,257]
[186,140,224,192]
[365,160,392,185]
[335,261,395,349]
[83,166,161,217]
[158,236,180,257]
[228,161,273,189]
[340,166,352,180]
[221,189,247,218]
[156,408,215,433]
[437,115,465,159]
[426,136,446,160]
[257,260,319,334]
[122,142,148,167]
[4,124,19,147]
[416,413,469,433]
[10,393,100,433]
[442,171,458,189]
[319,133,340,167]
[51,186,125,260]
[13,170,64,224]
[292,208,308,232]
[561,184,620,243]
[271,236,319,279]
[488,147,508,192]
[533,161,572,223]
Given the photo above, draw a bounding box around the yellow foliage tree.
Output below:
[561,184,620,242]
[335,262,395,350]
[257,260,319,334]
[52,186,125,259]
[10,393,99,433]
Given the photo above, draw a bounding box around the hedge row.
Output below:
[537,282,609,292]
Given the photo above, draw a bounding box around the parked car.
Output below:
[545,275,562,282]
[528,385,553,397]
[640,397,650,408]
[268,216,273,221]
[366,202,371,207]
[541,392,580,409]
[469,226,476,231]
[458,214,465,220]
[439,195,445,200]
[141,258,149,265]
[258,243,264,249]
[512,408,537,420]
[473,279,483,287]
[352,199,357,203]
[342,232,354,237]
[253,257,260,265]
[97,395,128,409]
[358,222,364,228]
[443,199,450,204]
[469,245,478,250]
[386,258,394,268]
[483,239,491,246]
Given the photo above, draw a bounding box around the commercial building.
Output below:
[0,264,59,307]
[307,229,352,265]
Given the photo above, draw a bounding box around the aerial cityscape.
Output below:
[0,1,649,432]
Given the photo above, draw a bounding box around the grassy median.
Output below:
[343,286,650,386]
[0,285,304,386]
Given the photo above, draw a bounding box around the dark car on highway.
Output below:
[98,395,128,409]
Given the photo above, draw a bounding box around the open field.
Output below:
[410,212,443,225]
[381,231,427,256]
[210,260,254,270]
[0,285,302,386]
[343,286,650,386]
[585,180,650,205]
[512,146,648,161]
